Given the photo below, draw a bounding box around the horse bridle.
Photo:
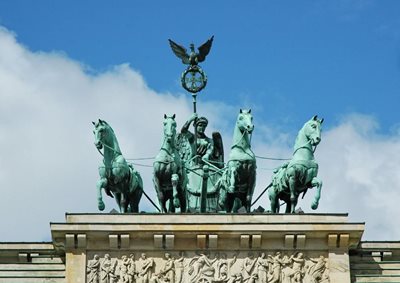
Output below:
[231,127,254,157]
[293,139,318,156]
[96,141,122,157]
[155,136,178,165]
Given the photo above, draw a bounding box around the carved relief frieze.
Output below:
[87,251,329,283]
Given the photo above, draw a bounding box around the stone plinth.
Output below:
[50,213,364,283]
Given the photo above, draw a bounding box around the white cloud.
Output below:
[0,27,399,242]
[0,27,207,241]
[317,115,400,240]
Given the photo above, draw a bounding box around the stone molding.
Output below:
[48,214,364,283]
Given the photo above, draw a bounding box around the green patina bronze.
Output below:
[168,36,228,212]
[176,113,224,212]
[87,38,328,214]
[153,114,187,213]
[216,109,256,213]
[169,36,213,94]
[267,115,324,213]
[93,119,143,213]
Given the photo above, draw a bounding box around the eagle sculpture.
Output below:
[169,36,214,66]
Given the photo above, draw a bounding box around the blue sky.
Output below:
[0,1,400,241]
[1,1,399,132]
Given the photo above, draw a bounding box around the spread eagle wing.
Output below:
[197,35,214,63]
[168,39,190,65]
[211,131,224,169]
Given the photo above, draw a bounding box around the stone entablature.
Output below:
[51,213,364,252]
[3,215,400,283]
[49,213,364,283]
[0,242,65,282]
[350,241,400,283]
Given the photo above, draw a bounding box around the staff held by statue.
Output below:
[169,36,214,212]
[168,36,214,161]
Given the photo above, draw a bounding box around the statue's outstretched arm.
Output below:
[181,113,198,134]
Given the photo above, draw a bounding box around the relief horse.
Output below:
[268,115,324,213]
[93,119,143,213]
[153,114,187,213]
[218,109,256,212]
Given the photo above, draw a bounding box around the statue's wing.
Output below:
[168,39,190,64]
[211,131,224,169]
[197,35,214,63]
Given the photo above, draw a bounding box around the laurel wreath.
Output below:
[181,65,207,93]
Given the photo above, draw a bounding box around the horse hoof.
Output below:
[173,198,180,208]
[311,202,319,210]
[98,201,105,211]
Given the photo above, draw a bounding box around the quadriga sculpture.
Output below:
[92,119,143,213]
[218,109,256,212]
[268,115,324,213]
[153,114,187,213]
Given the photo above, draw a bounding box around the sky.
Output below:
[0,1,399,242]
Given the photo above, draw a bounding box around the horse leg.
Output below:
[225,164,238,213]
[156,187,167,213]
[153,174,167,213]
[172,173,180,211]
[232,196,243,212]
[129,171,143,213]
[216,171,228,211]
[285,200,291,213]
[120,193,128,213]
[96,178,108,211]
[179,188,187,213]
[288,176,298,213]
[228,164,237,194]
[160,195,167,213]
[168,193,175,213]
[268,188,278,213]
[129,181,143,213]
[130,190,141,213]
[310,177,323,210]
[177,177,187,213]
[217,180,226,210]
[179,167,187,213]
[114,192,122,212]
[225,194,235,213]
[245,168,256,212]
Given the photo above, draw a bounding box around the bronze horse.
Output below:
[268,116,323,213]
[218,109,256,212]
[153,115,187,213]
[93,119,143,213]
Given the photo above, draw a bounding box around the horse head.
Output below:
[92,119,113,151]
[303,115,324,146]
[237,109,254,134]
[163,114,177,144]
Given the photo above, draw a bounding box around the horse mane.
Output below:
[101,121,122,155]
[293,119,311,152]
